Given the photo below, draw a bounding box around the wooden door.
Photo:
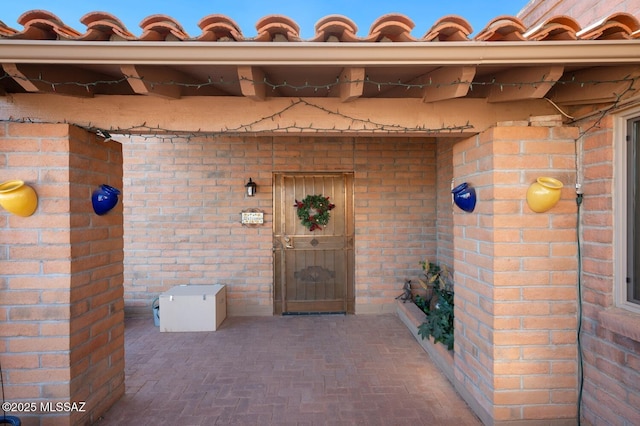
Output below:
[273,173,354,314]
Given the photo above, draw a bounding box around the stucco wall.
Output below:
[122,135,439,316]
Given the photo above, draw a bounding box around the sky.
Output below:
[0,0,530,39]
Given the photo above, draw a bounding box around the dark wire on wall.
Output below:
[1,358,7,419]
[576,192,584,425]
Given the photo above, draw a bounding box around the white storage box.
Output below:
[159,284,226,332]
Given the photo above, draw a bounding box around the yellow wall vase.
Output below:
[526,177,563,213]
[0,180,38,217]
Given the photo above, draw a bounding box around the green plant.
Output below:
[413,294,429,313]
[416,260,455,350]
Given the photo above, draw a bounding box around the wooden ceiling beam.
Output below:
[487,65,564,103]
[421,66,476,103]
[121,64,185,99]
[338,67,365,102]
[237,66,267,101]
[549,65,640,105]
[2,63,96,97]
[120,65,230,98]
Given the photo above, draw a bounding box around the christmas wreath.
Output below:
[294,194,335,231]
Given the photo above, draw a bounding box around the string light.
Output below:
[2,98,473,142]
[576,77,637,138]
[0,72,637,141]
[1,72,637,94]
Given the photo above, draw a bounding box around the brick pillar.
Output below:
[0,123,124,425]
[452,123,580,424]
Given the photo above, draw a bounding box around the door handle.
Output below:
[284,236,294,249]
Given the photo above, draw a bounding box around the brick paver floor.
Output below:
[96,314,481,425]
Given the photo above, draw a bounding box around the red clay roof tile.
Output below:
[368,14,416,42]
[255,15,301,42]
[0,10,639,43]
[473,16,526,41]
[310,15,359,42]
[139,15,190,41]
[577,12,640,40]
[523,15,580,41]
[422,15,472,41]
[17,10,82,40]
[79,12,136,41]
[196,15,243,41]
[0,20,18,37]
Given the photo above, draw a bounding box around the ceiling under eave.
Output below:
[0,11,639,108]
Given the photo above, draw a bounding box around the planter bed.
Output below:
[395,299,454,384]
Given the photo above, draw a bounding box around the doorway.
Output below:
[273,172,355,314]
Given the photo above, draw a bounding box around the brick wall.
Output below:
[577,115,640,424]
[518,0,640,26]
[436,139,455,268]
[122,135,438,316]
[452,123,580,424]
[0,123,123,425]
[68,127,124,425]
[354,137,437,312]
[123,135,273,316]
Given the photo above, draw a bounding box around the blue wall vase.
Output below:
[0,415,22,425]
[92,184,121,215]
[452,182,476,213]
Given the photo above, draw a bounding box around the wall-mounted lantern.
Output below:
[245,178,257,197]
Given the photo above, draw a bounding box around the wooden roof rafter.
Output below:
[1,62,108,97]
[420,66,477,103]
[549,65,640,105]
[121,64,231,99]
[487,65,565,103]
[0,11,637,106]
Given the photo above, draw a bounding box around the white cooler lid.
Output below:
[161,284,224,297]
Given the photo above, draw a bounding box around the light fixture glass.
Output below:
[245,178,257,197]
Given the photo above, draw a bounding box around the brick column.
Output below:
[452,122,580,424]
[0,123,124,425]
